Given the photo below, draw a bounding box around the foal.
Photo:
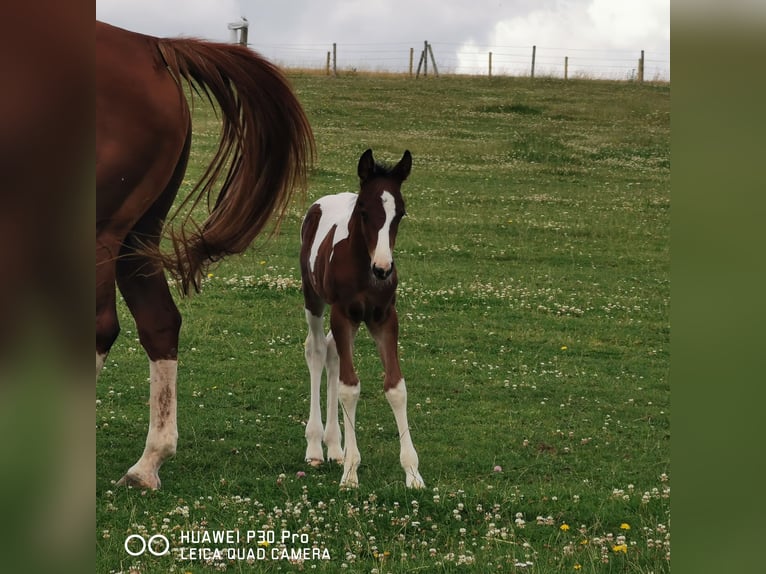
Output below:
[299,149,425,489]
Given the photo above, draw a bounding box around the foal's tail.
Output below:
[156,37,315,294]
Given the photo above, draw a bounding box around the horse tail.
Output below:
[155,37,315,294]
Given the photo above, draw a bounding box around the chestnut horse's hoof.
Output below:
[116,471,160,490]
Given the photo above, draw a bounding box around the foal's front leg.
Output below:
[370,308,425,489]
[331,307,361,488]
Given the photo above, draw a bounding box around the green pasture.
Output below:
[97,74,670,573]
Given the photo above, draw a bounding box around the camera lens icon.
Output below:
[124,533,171,556]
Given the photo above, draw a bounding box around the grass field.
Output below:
[97,73,670,573]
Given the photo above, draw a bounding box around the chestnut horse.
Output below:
[300,149,425,489]
[96,21,314,489]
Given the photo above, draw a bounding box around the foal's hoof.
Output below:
[307,458,323,468]
[406,472,426,490]
[116,471,160,490]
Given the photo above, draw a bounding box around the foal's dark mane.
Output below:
[364,161,401,181]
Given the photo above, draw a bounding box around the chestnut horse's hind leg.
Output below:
[112,132,188,490]
[96,241,120,378]
[114,242,181,490]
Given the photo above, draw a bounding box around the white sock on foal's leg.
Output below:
[304,310,327,465]
[118,359,178,489]
[338,381,361,488]
[386,379,425,489]
[323,332,343,463]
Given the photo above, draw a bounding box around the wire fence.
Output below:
[247,40,670,82]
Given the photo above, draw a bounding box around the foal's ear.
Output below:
[358,148,375,181]
[393,150,412,181]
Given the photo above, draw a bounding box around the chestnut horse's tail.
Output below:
[156,37,315,294]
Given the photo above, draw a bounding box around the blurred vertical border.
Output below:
[672,1,766,573]
[1,1,765,573]
[0,1,93,573]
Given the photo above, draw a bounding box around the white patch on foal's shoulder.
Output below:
[308,193,357,272]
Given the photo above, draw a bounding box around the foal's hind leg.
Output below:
[303,309,344,466]
[115,243,181,490]
[323,330,343,463]
[304,308,327,466]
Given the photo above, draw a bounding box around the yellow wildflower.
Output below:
[620,523,631,530]
[612,544,628,554]
[560,523,570,531]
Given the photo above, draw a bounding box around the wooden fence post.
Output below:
[638,50,645,82]
[428,42,439,77]
[409,47,414,77]
[564,56,568,80]
[531,45,536,78]
[326,51,331,75]
[415,48,425,78]
[423,41,428,76]
[489,51,493,78]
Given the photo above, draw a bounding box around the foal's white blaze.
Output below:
[372,191,397,274]
[307,192,357,272]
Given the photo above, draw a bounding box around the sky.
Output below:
[96,0,670,80]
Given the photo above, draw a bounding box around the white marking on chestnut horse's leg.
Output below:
[338,381,361,488]
[96,352,107,379]
[118,359,178,489]
[323,331,343,463]
[386,379,425,489]
[304,310,327,465]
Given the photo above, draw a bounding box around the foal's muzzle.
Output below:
[372,262,394,280]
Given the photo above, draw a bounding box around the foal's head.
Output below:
[353,149,411,281]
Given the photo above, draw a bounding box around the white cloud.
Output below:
[97,0,241,41]
[587,0,669,48]
[456,0,669,79]
[96,0,669,79]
